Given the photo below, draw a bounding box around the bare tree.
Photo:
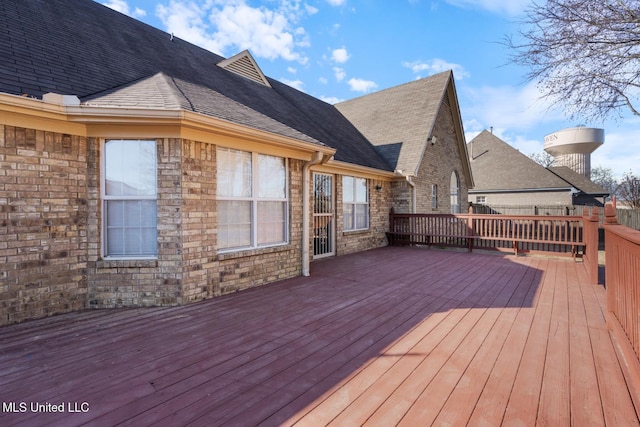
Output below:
[528,151,555,167]
[618,171,640,208]
[590,165,619,196]
[507,0,640,121]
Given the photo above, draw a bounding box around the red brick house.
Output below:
[0,0,472,325]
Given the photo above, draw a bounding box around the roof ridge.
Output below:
[82,72,184,110]
[336,70,452,106]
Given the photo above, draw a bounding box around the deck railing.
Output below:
[472,204,640,230]
[604,202,640,398]
[388,207,600,284]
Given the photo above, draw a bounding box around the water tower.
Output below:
[543,127,604,178]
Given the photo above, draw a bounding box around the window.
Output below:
[103,140,157,257]
[431,184,438,210]
[450,171,460,213]
[217,148,288,251]
[343,176,368,231]
[476,196,487,204]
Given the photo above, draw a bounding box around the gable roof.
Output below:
[467,130,571,192]
[335,71,471,181]
[0,0,391,171]
[548,166,609,195]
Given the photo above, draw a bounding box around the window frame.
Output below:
[216,147,289,253]
[432,184,438,210]
[101,139,158,259]
[342,175,369,231]
[450,170,460,214]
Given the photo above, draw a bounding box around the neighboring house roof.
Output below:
[335,72,471,181]
[548,166,609,195]
[0,0,390,171]
[467,130,572,192]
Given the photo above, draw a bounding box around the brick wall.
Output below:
[0,128,396,324]
[391,180,412,213]
[181,140,217,302]
[216,158,304,294]
[87,138,183,308]
[335,177,390,256]
[0,125,88,325]
[414,101,469,214]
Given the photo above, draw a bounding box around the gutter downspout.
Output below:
[302,151,325,276]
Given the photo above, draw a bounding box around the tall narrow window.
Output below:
[431,184,438,210]
[103,140,157,257]
[343,176,368,231]
[450,171,460,213]
[217,148,288,251]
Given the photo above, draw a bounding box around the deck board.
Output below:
[0,246,638,427]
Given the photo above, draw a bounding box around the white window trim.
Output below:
[217,149,289,253]
[101,139,158,260]
[343,176,369,232]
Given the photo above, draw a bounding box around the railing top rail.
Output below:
[390,212,584,222]
[605,224,640,245]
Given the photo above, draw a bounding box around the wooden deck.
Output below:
[1,247,638,426]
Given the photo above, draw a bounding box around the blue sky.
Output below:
[99,0,639,178]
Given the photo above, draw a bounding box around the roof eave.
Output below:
[469,187,575,194]
[1,93,336,158]
[317,159,397,180]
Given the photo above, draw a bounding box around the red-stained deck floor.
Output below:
[1,246,638,426]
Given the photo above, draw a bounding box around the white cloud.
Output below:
[331,48,350,63]
[348,78,378,93]
[326,0,346,5]
[445,0,529,16]
[465,121,543,156]
[592,122,640,178]
[462,82,564,157]
[305,4,319,15]
[462,81,563,133]
[155,0,310,62]
[156,2,221,54]
[102,0,146,18]
[333,67,346,82]
[320,95,344,104]
[281,79,305,91]
[403,59,470,80]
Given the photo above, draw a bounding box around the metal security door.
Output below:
[313,173,334,257]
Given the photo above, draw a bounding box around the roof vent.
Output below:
[217,50,271,87]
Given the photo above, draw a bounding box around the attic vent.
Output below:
[217,50,271,87]
[442,92,451,108]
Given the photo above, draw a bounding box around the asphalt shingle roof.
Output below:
[0,0,391,171]
[467,130,571,191]
[335,71,452,175]
[86,73,322,145]
[549,166,609,195]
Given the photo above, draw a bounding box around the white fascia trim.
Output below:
[320,159,397,180]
